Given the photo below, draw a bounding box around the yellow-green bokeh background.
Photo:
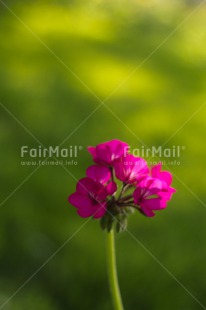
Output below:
[1,0,206,309]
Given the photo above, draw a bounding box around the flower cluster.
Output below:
[68,140,176,232]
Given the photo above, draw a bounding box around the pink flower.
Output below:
[133,167,176,217]
[68,177,117,219]
[68,141,176,227]
[151,163,176,201]
[114,154,149,184]
[87,139,128,166]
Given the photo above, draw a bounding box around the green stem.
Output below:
[106,228,124,310]
[118,194,133,203]
[118,183,126,200]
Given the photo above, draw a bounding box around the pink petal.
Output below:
[86,165,111,184]
[133,158,149,175]
[142,197,165,210]
[151,164,172,185]
[114,154,149,183]
[158,187,176,201]
[140,206,155,217]
[112,140,128,158]
[97,189,108,201]
[93,203,107,219]
[114,160,125,181]
[138,177,164,196]
[106,181,117,195]
[138,177,167,196]
[77,206,94,218]
[99,140,128,154]
[96,144,112,164]
[76,177,97,195]
[87,146,97,159]
[151,163,161,176]
[133,187,142,204]
[89,140,128,165]
[161,172,172,185]
[68,193,92,208]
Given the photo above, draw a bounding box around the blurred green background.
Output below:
[0,0,206,309]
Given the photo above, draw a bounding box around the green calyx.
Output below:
[100,203,134,233]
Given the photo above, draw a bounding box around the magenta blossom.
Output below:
[87,139,128,166]
[133,177,167,217]
[151,163,176,201]
[133,164,176,217]
[114,154,149,184]
[68,177,117,219]
[68,140,176,231]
